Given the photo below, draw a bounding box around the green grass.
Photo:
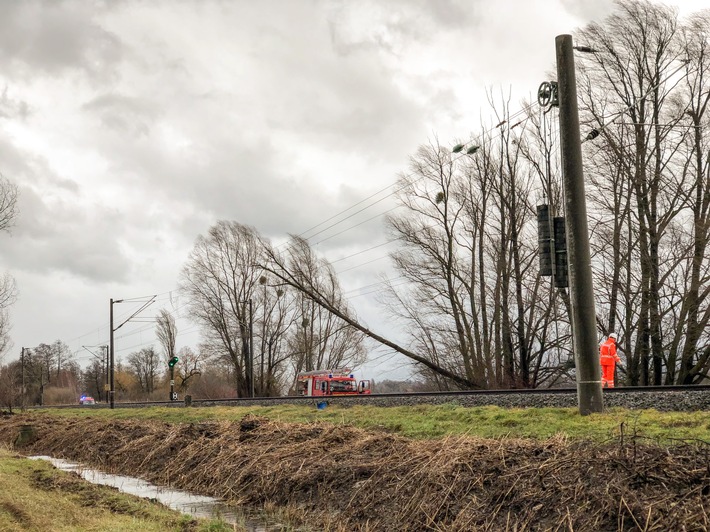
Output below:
[35,403,710,443]
[0,447,238,531]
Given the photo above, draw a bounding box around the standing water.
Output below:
[30,456,294,531]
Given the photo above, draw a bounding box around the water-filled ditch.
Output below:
[30,456,295,531]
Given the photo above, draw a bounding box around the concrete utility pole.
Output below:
[249,298,254,398]
[21,347,26,411]
[555,34,604,415]
[104,345,109,403]
[110,299,116,409]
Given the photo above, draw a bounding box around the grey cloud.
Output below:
[2,0,472,294]
[561,0,616,22]
[250,34,427,158]
[156,144,326,237]
[0,106,87,230]
[0,137,79,195]
[326,0,479,57]
[2,183,131,282]
[0,87,31,120]
[0,1,123,80]
[84,121,391,252]
[0,139,128,282]
[82,93,158,138]
[69,100,418,252]
[425,0,477,28]
[0,138,29,180]
[270,87,424,156]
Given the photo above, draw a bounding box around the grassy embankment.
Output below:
[4,405,709,531]
[38,403,710,442]
[0,447,238,532]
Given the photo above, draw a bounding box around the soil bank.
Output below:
[1,412,709,531]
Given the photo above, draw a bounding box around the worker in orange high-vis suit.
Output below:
[600,333,621,388]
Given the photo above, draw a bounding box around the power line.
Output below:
[336,254,391,275]
[580,56,693,144]
[350,279,414,299]
[330,239,401,264]
[314,207,400,246]
[341,276,405,295]
[63,290,179,345]
[63,99,542,360]
[297,183,403,240]
[275,100,540,259]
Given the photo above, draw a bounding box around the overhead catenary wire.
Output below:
[72,322,203,363]
[273,132,536,313]
[78,107,538,365]
[61,47,701,381]
[580,54,693,144]
[314,207,401,246]
[63,290,180,346]
[275,99,540,261]
[267,100,543,319]
[330,239,402,264]
[67,292,194,366]
[349,279,414,299]
[297,185,404,242]
[62,99,542,364]
[294,105,533,249]
[341,276,405,296]
[336,255,391,275]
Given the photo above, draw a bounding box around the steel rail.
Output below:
[34,384,710,410]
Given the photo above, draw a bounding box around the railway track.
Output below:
[41,384,710,412]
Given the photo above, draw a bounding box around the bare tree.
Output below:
[262,234,478,388]
[180,221,266,397]
[188,353,237,399]
[28,340,72,388]
[0,308,13,362]
[0,174,18,233]
[155,309,177,364]
[80,360,106,401]
[379,101,563,391]
[0,361,22,411]
[379,141,491,389]
[0,175,18,362]
[15,348,45,405]
[127,347,160,395]
[257,278,295,396]
[282,241,367,382]
[173,346,205,392]
[576,0,709,385]
[669,10,710,383]
[0,273,16,313]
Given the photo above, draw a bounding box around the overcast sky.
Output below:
[0,0,704,381]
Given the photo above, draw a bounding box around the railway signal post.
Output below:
[168,356,179,401]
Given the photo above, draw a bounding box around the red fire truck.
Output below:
[296,369,371,397]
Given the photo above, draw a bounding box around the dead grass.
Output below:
[1,412,709,531]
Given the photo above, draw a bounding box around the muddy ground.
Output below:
[1,412,709,531]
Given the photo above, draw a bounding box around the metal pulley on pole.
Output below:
[555,34,604,415]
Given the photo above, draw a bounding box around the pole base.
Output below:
[576,381,604,415]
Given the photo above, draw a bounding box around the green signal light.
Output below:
[168,356,179,368]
